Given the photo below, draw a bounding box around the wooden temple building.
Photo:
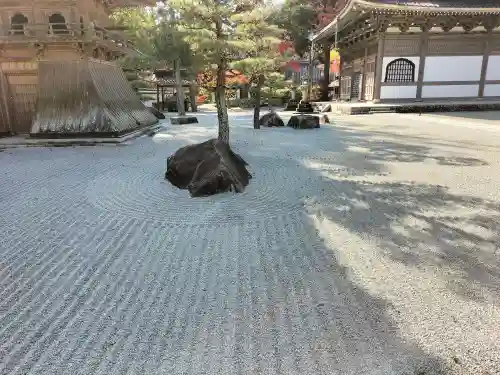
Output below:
[0,0,157,138]
[313,0,500,112]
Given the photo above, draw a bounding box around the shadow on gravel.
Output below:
[291,125,500,305]
[285,214,451,375]
[149,114,495,373]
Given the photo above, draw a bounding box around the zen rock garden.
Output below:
[164,110,326,198]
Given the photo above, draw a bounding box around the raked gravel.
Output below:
[1,110,500,374]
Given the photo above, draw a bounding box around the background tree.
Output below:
[274,0,339,101]
[112,6,202,115]
[169,0,272,143]
[231,6,286,129]
[272,0,316,58]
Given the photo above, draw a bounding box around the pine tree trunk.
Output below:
[320,43,331,101]
[214,18,229,143]
[215,64,229,143]
[174,59,186,116]
[189,82,198,112]
[253,74,264,129]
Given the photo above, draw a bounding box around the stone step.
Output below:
[368,108,396,114]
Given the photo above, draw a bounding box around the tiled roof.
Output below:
[368,0,500,8]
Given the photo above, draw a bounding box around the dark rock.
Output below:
[287,115,320,129]
[296,101,314,113]
[171,116,199,125]
[147,106,165,119]
[165,138,252,197]
[259,112,284,127]
[284,99,299,111]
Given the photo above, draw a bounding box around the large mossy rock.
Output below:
[165,138,252,197]
[287,115,320,129]
[259,112,284,127]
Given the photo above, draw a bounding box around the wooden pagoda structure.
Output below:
[0,0,157,138]
[313,0,500,104]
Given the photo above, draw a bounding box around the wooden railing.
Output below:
[0,22,132,48]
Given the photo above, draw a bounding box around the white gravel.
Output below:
[0,110,500,374]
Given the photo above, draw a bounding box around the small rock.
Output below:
[259,112,285,127]
[287,115,320,129]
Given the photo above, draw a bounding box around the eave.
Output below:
[104,0,157,8]
[313,0,500,41]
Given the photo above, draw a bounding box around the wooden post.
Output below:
[373,33,385,102]
[161,87,165,111]
[479,29,493,98]
[174,59,186,116]
[416,31,428,100]
[156,84,160,109]
[360,47,368,101]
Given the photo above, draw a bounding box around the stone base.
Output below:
[330,99,500,115]
[0,124,161,149]
[296,102,315,113]
[171,116,199,125]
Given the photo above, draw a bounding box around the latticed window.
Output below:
[385,58,415,83]
[11,13,28,35]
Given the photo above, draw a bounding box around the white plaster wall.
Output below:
[380,85,417,99]
[486,56,500,81]
[423,56,482,82]
[422,85,479,98]
[484,84,500,97]
[382,57,420,82]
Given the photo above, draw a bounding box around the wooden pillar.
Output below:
[156,84,160,109]
[479,29,493,98]
[360,47,368,101]
[373,33,385,102]
[161,87,165,111]
[416,31,428,100]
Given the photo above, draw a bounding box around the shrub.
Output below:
[130,80,150,91]
[268,97,284,106]
[140,94,156,101]
[239,98,253,108]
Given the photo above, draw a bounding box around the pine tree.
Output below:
[230,6,286,129]
[169,0,268,143]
